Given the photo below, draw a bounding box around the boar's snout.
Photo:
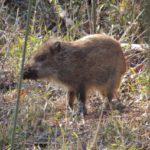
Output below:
[23,66,38,80]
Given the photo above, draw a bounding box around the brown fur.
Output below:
[23,34,126,114]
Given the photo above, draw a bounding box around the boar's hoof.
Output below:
[77,101,87,116]
[23,68,38,80]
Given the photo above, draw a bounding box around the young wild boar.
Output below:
[23,34,126,115]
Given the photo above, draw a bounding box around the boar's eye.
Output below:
[36,54,46,62]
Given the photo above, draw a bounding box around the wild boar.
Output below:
[23,34,126,115]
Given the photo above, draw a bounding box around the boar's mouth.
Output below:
[23,67,38,80]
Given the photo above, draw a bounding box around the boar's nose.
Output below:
[23,66,38,80]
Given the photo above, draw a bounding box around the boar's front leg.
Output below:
[68,90,76,110]
[76,85,87,115]
[68,85,87,115]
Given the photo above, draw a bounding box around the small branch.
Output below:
[92,0,96,33]
[90,103,104,149]
[85,0,92,34]
[10,0,32,149]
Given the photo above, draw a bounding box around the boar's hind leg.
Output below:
[68,90,76,110]
[102,91,114,111]
[106,78,117,109]
[76,85,87,115]
[107,92,113,102]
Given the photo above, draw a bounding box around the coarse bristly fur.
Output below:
[23,34,126,115]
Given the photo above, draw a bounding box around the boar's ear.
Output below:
[51,41,61,54]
